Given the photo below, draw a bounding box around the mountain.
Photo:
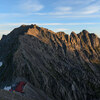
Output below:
[0,24,100,100]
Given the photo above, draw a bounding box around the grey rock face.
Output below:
[0,24,100,100]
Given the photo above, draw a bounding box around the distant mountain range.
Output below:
[0,24,100,100]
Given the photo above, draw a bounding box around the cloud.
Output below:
[82,6,100,14]
[1,22,100,27]
[54,28,69,32]
[53,6,72,15]
[1,0,99,19]
[0,30,11,39]
[54,0,96,6]
[52,0,100,16]
[20,0,44,12]
[33,12,100,18]
[34,6,72,15]
[38,23,100,26]
[49,12,71,15]
[33,0,100,16]
[0,30,10,34]
[34,12,71,15]
[55,7,72,11]
[0,13,24,18]
[56,15,100,18]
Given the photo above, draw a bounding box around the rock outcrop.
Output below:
[0,24,100,100]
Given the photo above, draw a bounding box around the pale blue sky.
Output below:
[0,0,100,38]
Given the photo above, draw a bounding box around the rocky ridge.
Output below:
[0,24,100,100]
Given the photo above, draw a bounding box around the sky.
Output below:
[0,0,100,38]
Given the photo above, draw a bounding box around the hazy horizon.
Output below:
[0,0,100,38]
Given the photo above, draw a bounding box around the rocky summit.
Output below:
[0,24,100,100]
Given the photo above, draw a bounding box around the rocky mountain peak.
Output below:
[70,31,77,38]
[56,32,66,38]
[71,31,76,35]
[9,24,40,37]
[56,32,66,35]
[82,30,89,34]
[0,25,100,100]
[20,24,38,28]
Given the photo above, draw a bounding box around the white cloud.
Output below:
[0,30,11,34]
[41,23,100,26]
[20,0,44,12]
[56,15,100,18]
[54,28,69,32]
[1,0,99,18]
[53,6,72,15]
[33,0,100,16]
[49,12,71,15]
[34,6,72,15]
[0,22,100,27]
[56,7,72,12]
[53,0,96,7]
[34,12,71,15]
[0,13,24,18]
[0,30,11,39]
[52,0,100,16]
[82,6,100,14]
[0,23,24,27]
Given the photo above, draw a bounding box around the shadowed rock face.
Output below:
[0,24,100,100]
